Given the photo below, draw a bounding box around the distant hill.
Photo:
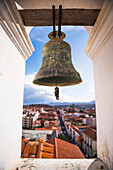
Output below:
[24,104,54,108]
[24,101,95,109]
[50,100,95,106]
[89,100,95,104]
[49,100,95,109]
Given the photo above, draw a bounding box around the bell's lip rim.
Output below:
[48,31,66,40]
[33,79,82,87]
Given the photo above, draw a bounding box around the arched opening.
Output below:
[22,25,96,159]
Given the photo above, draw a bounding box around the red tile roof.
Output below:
[21,139,54,159]
[83,128,97,140]
[22,143,31,158]
[70,125,81,135]
[46,137,85,159]
[35,126,61,131]
[76,125,91,129]
[22,138,30,142]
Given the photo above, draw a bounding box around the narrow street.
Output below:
[56,110,86,157]
[57,110,71,142]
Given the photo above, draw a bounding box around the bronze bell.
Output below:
[33,31,82,86]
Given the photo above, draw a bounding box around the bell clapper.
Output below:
[55,87,59,100]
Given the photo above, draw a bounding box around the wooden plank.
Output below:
[19,9,100,26]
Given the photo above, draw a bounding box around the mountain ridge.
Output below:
[24,100,95,109]
[49,100,95,106]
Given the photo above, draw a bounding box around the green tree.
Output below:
[58,134,69,142]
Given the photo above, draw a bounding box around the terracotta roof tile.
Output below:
[30,144,37,155]
[76,125,91,129]
[21,139,54,159]
[43,142,54,148]
[22,143,31,158]
[22,138,30,142]
[71,125,81,135]
[83,127,97,140]
[21,137,84,159]
[42,152,53,158]
[46,138,85,159]
[37,139,44,158]
[35,127,61,131]
[21,142,26,155]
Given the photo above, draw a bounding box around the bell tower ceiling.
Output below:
[15,0,104,26]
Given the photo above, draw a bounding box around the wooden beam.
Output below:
[19,9,100,26]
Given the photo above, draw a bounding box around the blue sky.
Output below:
[23,26,95,104]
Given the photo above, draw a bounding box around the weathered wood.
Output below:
[19,9,100,26]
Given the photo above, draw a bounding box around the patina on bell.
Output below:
[33,31,82,86]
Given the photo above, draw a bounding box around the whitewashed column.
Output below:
[85,0,113,169]
[0,0,34,169]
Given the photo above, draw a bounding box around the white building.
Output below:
[82,128,97,158]
[68,125,81,145]
[22,129,53,141]
[86,117,96,127]
[35,111,40,120]
[22,115,35,129]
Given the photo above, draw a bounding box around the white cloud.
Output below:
[23,72,86,104]
[24,73,55,104]
[29,27,48,43]
[61,26,85,32]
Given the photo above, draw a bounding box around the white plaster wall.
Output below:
[93,27,113,170]
[0,26,25,170]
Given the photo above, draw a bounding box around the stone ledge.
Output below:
[12,158,108,170]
